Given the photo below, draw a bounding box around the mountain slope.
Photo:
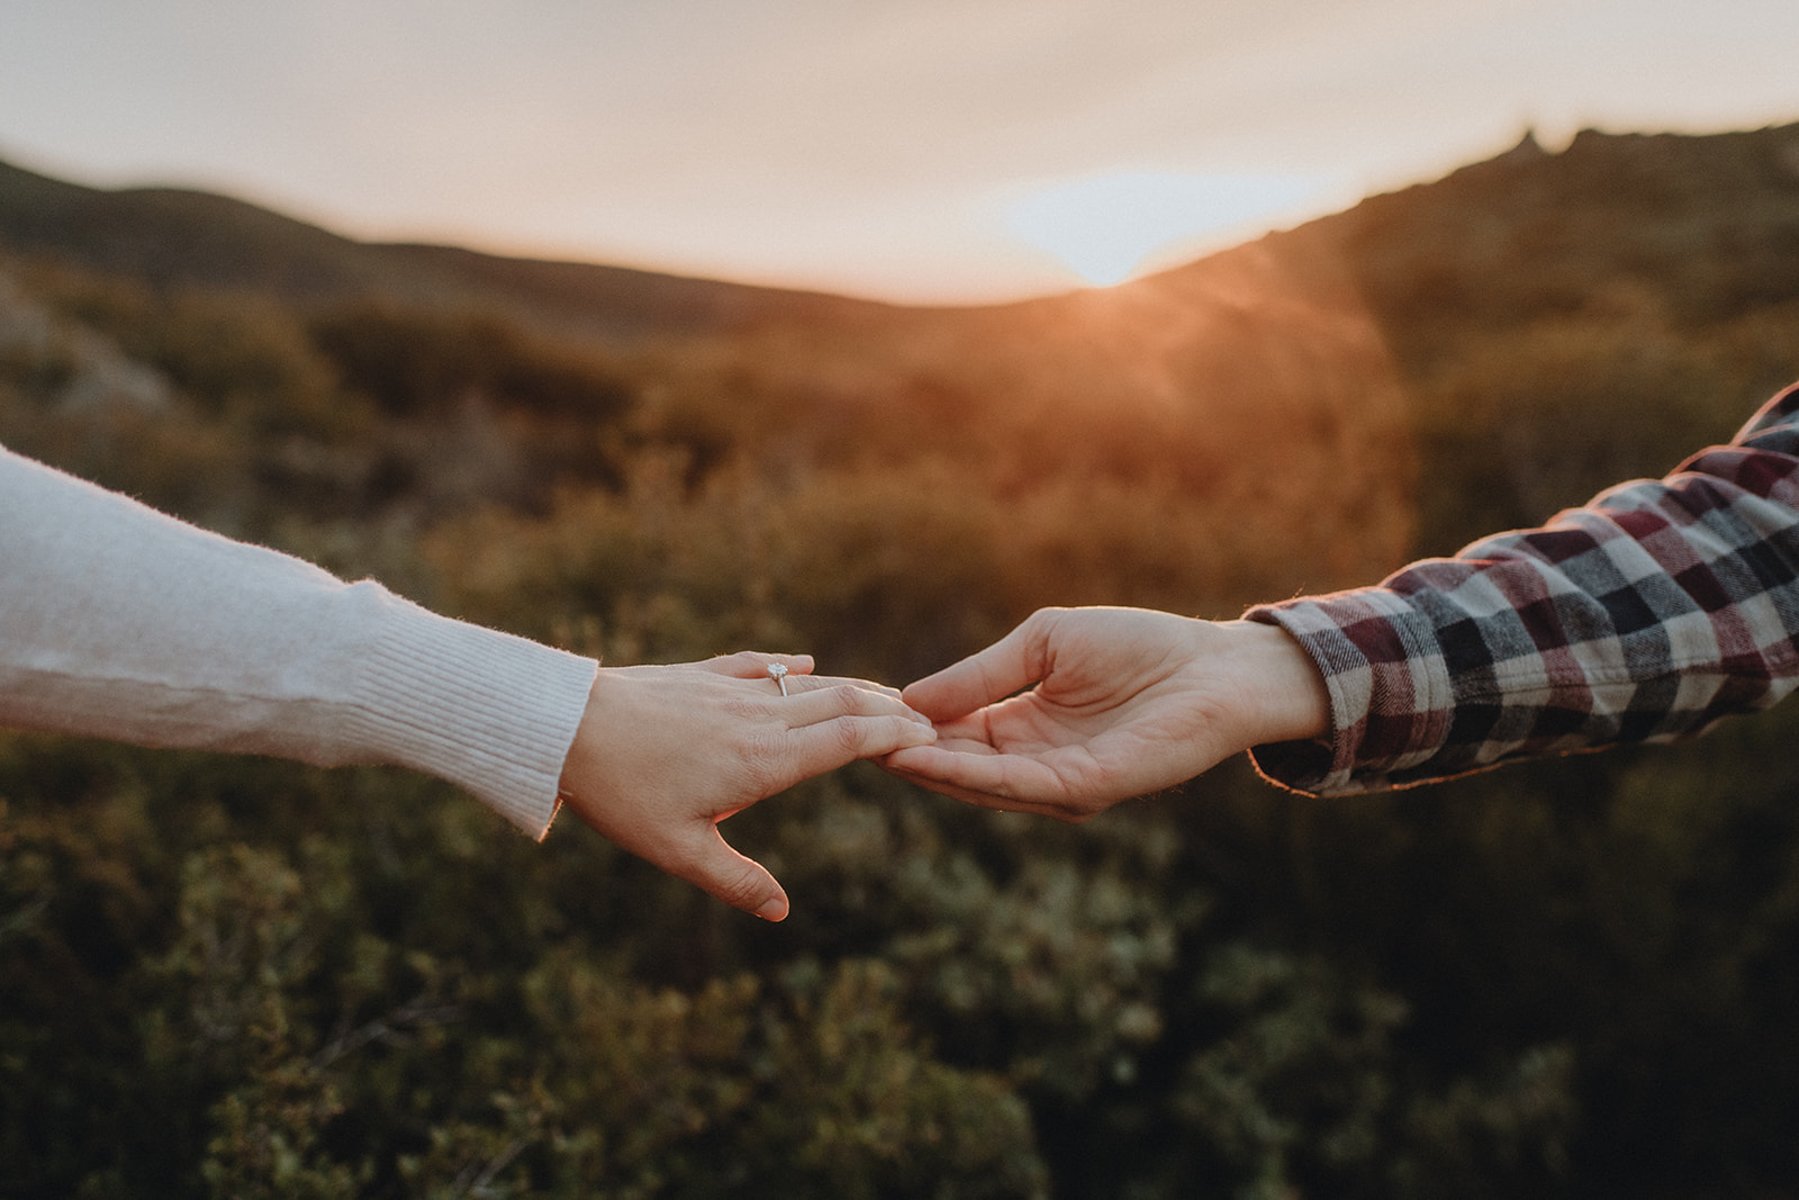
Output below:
[0,156,887,339]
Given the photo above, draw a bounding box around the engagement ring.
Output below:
[767,662,790,696]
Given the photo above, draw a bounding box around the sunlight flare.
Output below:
[1003,170,1331,288]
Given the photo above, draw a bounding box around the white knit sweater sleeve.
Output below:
[0,444,598,838]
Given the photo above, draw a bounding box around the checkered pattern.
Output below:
[1246,382,1799,795]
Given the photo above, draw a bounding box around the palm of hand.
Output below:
[890,608,1251,820]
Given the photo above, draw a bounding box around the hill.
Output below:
[1277,121,1799,550]
[0,156,888,340]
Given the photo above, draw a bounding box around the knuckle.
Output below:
[661,838,710,881]
[711,861,770,910]
[724,694,766,720]
[830,717,868,756]
[739,730,786,792]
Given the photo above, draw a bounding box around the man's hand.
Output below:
[556,651,935,921]
[883,608,1329,821]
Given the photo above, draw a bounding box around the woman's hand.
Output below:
[556,651,935,921]
[883,608,1329,822]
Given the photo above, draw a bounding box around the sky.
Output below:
[2,0,1796,303]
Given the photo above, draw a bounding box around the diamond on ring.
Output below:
[767,662,790,696]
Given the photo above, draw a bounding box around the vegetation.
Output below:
[2,121,1798,1197]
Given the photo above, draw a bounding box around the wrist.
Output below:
[1214,619,1331,746]
[557,672,606,800]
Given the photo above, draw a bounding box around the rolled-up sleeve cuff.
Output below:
[1244,587,1456,795]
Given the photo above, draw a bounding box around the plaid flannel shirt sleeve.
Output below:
[1244,382,1799,796]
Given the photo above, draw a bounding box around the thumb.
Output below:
[676,827,790,921]
[903,609,1057,721]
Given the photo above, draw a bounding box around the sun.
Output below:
[1002,169,1329,288]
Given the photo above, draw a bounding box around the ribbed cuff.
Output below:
[341,588,598,839]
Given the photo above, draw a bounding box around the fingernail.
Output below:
[755,896,789,922]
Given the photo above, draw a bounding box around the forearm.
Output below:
[1245,383,1799,795]
[0,445,596,836]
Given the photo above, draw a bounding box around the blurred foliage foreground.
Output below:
[4,124,1799,1198]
